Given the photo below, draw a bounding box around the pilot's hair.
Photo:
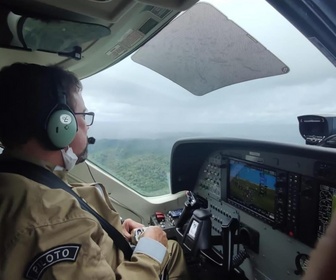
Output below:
[0,63,82,149]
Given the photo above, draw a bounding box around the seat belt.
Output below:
[0,159,133,261]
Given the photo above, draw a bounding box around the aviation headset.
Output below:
[43,84,78,150]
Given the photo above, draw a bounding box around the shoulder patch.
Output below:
[25,244,81,280]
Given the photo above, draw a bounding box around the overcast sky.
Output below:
[81,0,336,145]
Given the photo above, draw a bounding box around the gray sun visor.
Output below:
[132,2,289,96]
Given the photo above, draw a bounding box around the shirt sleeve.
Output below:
[133,237,167,263]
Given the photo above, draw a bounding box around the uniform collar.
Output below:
[1,149,68,180]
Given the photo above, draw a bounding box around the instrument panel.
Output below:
[170,138,336,280]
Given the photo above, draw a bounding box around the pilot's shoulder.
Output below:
[0,172,101,243]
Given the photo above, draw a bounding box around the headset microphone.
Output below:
[88,137,96,145]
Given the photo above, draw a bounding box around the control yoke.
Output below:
[175,191,248,278]
[176,191,200,230]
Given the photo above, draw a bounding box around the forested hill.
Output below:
[87,138,177,196]
[89,138,175,157]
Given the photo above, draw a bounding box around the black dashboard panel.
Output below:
[170,138,336,279]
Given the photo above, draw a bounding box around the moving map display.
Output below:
[228,159,276,220]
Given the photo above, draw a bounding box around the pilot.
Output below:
[0,63,189,280]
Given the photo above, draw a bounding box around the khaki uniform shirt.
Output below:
[0,153,168,280]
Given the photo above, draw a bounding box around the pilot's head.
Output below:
[0,63,91,167]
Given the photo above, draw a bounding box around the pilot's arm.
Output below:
[3,215,169,280]
[303,213,336,280]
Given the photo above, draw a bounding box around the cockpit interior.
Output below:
[1,0,336,279]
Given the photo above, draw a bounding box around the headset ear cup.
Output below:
[46,109,78,149]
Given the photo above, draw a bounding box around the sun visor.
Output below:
[132,2,289,96]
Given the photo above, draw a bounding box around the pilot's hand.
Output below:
[303,213,336,280]
[143,226,168,248]
[122,218,144,241]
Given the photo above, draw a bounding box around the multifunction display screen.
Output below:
[228,159,277,221]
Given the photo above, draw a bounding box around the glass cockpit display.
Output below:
[228,159,276,222]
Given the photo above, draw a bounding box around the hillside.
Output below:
[88,138,175,196]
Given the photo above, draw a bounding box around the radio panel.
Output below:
[317,184,336,237]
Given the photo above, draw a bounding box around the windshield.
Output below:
[83,0,336,196]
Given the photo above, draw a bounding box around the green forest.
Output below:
[88,138,176,196]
